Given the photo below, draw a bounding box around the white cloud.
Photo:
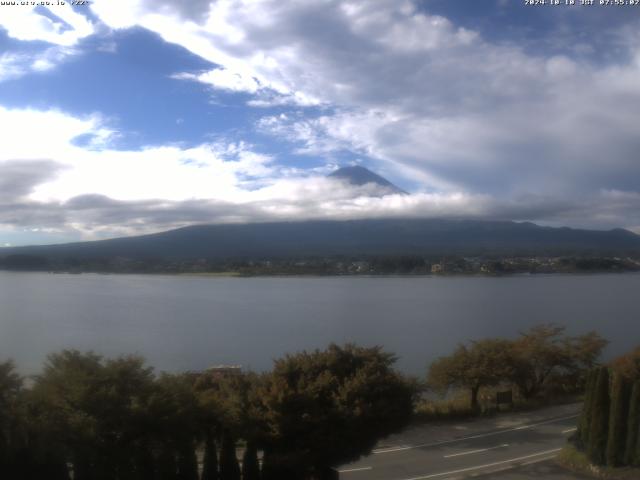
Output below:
[0,46,77,82]
[0,4,94,46]
[87,0,640,204]
[3,106,640,240]
[0,53,28,82]
[0,106,278,204]
[0,4,91,82]
[0,105,502,238]
[172,68,261,93]
[0,106,408,217]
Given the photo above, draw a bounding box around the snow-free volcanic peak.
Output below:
[328,166,407,195]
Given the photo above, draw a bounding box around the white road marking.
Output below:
[397,448,562,480]
[338,466,373,473]
[520,454,558,466]
[373,414,578,454]
[443,444,509,458]
[467,455,556,478]
[562,427,577,434]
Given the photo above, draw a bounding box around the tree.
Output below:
[176,442,198,480]
[577,369,597,449]
[427,339,514,411]
[0,360,27,479]
[564,331,608,389]
[30,350,104,479]
[242,441,261,480]
[606,372,630,466]
[258,344,417,479]
[624,381,640,466]
[219,431,241,480]
[611,347,640,380]
[0,361,21,442]
[201,432,219,480]
[156,445,178,480]
[30,350,166,480]
[510,325,571,399]
[150,374,204,480]
[260,448,297,480]
[587,366,610,465]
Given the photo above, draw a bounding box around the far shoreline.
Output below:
[2,269,640,279]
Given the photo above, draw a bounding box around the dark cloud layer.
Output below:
[0,160,65,201]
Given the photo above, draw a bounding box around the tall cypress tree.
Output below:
[259,449,276,480]
[202,433,219,480]
[635,417,640,467]
[133,445,156,480]
[219,432,241,480]
[578,369,597,449]
[72,453,93,480]
[260,450,296,480]
[40,450,71,480]
[624,381,640,466]
[241,442,260,480]
[606,372,630,466]
[587,366,610,465]
[177,442,199,480]
[156,444,178,480]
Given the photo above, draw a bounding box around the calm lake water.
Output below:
[1,271,638,376]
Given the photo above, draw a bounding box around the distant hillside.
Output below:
[2,218,640,262]
[328,166,407,195]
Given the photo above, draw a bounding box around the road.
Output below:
[338,403,588,480]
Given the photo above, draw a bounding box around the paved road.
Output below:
[338,403,588,480]
[470,459,590,479]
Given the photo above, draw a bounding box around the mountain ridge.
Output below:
[2,218,639,261]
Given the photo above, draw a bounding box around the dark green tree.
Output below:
[636,419,640,467]
[195,371,266,480]
[219,431,241,480]
[606,372,630,466]
[624,381,640,466]
[132,445,156,480]
[201,432,219,480]
[0,360,24,477]
[241,441,260,480]
[150,373,203,480]
[176,441,198,480]
[30,350,168,480]
[260,449,296,480]
[577,369,597,448]
[259,450,275,480]
[259,344,417,479]
[156,445,178,480]
[587,366,610,465]
[36,449,71,480]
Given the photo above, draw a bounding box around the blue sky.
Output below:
[1,0,640,245]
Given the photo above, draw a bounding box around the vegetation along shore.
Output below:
[2,323,633,480]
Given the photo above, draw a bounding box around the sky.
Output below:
[1,0,640,245]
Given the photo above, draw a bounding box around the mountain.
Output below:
[2,218,640,262]
[328,166,407,195]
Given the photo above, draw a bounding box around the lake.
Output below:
[1,271,638,376]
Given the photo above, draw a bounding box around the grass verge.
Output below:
[413,388,580,423]
[557,445,640,479]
